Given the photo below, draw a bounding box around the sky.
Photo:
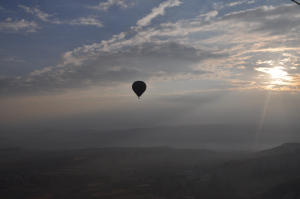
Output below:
[1,0,300,132]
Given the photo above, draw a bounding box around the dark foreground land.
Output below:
[1,143,300,199]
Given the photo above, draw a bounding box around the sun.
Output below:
[268,67,288,79]
[255,66,294,87]
[255,66,288,79]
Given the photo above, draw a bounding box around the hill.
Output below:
[1,143,300,198]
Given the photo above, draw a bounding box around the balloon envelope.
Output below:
[132,81,146,98]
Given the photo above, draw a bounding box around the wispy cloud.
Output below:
[67,17,103,28]
[19,5,61,24]
[0,18,38,33]
[136,0,182,27]
[198,11,218,21]
[88,0,128,11]
[214,0,255,10]
[227,0,250,7]
[19,5,103,28]
[4,56,27,63]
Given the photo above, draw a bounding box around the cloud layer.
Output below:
[0,42,227,96]
[1,1,300,97]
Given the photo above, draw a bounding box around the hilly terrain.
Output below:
[1,124,300,150]
[1,143,300,199]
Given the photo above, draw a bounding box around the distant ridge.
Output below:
[1,124,300,150]
[255,142,300,156]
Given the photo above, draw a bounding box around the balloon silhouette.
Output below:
[132,81,146,99]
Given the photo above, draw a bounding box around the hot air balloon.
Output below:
[132,81,146,99]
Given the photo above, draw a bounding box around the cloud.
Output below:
[19,5,103,28]
[136,0,182,27]
[227,0,250,7]
[88,0,129,11]
[198,11,218,21]
[253,58,299,91]
[220,4,300,27]
[3,3,300,96]
[4,56,27,63]
[19,5,61,24]
[0,18,38,33]
[213,0,255,10]
[227,79,256,88]
[68,17,103,28]
[0,6,4,10]
[155,4,300,91]
[0,42,227,96]
[158,4,300,53]
[157,4,300,41]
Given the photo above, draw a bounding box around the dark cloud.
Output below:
[220,4,300,36]
[0,42,227,97]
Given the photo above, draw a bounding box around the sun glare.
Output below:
[268,67,288,79]
[255,66,288,78]
[255,66,294,88]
